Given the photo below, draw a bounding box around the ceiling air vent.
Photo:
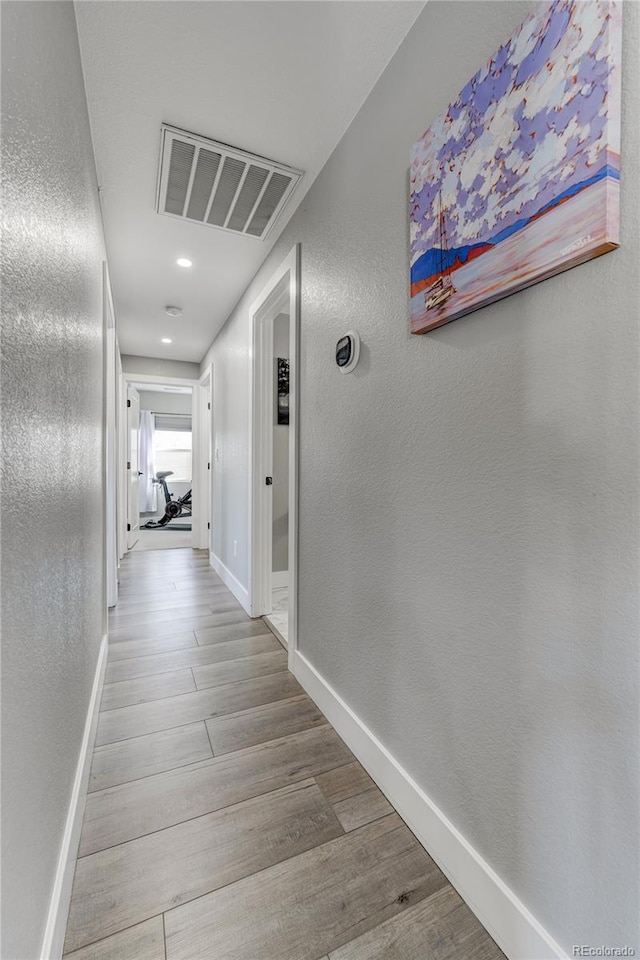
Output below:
[156,125,303,241]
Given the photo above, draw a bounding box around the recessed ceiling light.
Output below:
[161,338,172,344]
[176,258,192,268]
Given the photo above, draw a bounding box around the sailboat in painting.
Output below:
[424,192,456,311]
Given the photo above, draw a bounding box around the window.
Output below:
[153,415,192,481]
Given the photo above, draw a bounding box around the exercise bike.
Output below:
[142,471,192,529]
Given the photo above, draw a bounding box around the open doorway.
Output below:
[267,312,290,641]
[119,375,199,554]
[135,384,193,550]
[249,245,299,659]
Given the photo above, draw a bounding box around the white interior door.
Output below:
[249,245,299,662]
[195,366,213,550]
[127,386,140,549]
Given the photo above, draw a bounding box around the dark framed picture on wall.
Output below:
[277,358,290,425]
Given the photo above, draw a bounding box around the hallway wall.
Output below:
[201,2,639,954]
[121,354,200,380]
[139,391,192,416]
[0,4,107,957]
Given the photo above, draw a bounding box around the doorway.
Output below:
[268,312,290,641]
[194,364,213,554]
[119,375,199,556]
[126,385,141,550]
[249,245,299,659]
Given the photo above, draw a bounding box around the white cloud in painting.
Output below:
[410,0,620,265]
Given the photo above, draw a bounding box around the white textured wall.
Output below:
[139,390,192,416]
[121,354,200,380]
[206,306,251,585]
[0,3,106,957]
[200,2,639,952]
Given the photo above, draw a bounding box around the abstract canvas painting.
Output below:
[410,0,621,334]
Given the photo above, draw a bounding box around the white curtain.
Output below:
[138,411,157,512]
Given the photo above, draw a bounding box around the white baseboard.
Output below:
[40,633,108,960]
[292,650,568,960]
[210,552,250,615]
[271,570,289,589]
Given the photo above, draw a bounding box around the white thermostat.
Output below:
[335,331,360,374]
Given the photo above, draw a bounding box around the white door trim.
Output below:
[103,263,118,608]
[121,373,197,390]
[248,244,300,665]
[116,359,126,562]
[126,385,141,550]
[194,364,213,550]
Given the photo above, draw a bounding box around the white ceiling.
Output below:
[75,1,423,363]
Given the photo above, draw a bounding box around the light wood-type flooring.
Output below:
[63,548,505,960]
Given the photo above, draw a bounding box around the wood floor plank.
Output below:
[109,612,244,643]
[315,762,376,805]
[120,557,210,574]
[195,620,272,645]
[65,780,344,954]
[163,814,447,960]
[107,633,197,662]
[205,693,326,755]
[63,916,165,960]
[89,722,213,793]
[192,649,287,689]
[80,725,351,855]
[105,634,282,683]
[172,573,227,589]
[112,591,243,618]
[120,557,210,573]
[116,579,228,596]
[108,603,216,629]
[115,584,177,602]
[100,669,196,711]
[332,787,394,832]
[117,576,184,591]
[327,885,505,960]
[119,563,220,575]
[315,762,393,830]
[96,671,303,745]
[116,582,225,601]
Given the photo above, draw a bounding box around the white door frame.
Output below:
[126,385,141,550]
[103,264,118,607]
[249,244,300,663]
[193,363,213,550]
[116,350,125,562]
[117,373,199,557]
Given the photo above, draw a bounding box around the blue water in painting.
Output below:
[410,164,620,287]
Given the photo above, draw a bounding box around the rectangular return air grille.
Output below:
[157,125,303,240]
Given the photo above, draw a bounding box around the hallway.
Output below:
[63,549,503,960]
